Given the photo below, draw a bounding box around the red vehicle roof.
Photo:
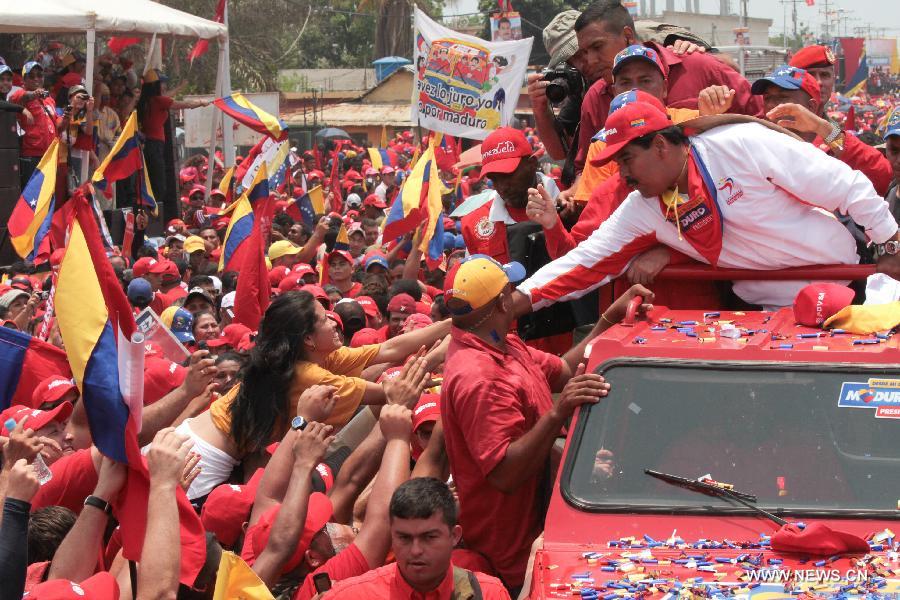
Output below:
[586,306,899,371]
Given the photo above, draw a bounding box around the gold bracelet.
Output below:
[600,313,616,327]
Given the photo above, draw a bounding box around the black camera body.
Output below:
[540,64,584,105]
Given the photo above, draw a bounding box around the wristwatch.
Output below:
[875,240,900,258]
[823,121,842,144]
[291,416,308,431]
[84,495,113,517]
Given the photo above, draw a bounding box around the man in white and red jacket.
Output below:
[515,99,900,312]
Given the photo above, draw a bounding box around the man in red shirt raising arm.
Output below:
[440,254,651,596]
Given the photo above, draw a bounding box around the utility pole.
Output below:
[819,0,833,42]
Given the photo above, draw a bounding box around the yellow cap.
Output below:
[184,235,206,254]
[268,240,300,261]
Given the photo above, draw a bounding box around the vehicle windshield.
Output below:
[562,360,899,517]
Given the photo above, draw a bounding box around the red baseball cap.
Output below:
[327,250,354,266]
[268,265,290,288]
[412,393,441,433]
[789,45,836,70]
[300,284,331,308]
[326,310,344,330]
[143,356,187,406]
[792,282,854,327]
[354,296,380,320]
[292,263,316,279]
[387,293,417,315]
[200,468,264,548]
[26,571,119,599]
[1,401,73,435]
[132,257,156,278]
[31,376,78,408]
[243,492,333,572]
[479,127,534,178]
[207,323,252,349]
[363,194,387,209]
[278,274,304,293]
[350,327,383,347]
[589,100,673,167]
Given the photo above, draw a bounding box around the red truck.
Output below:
[524,267,899,598]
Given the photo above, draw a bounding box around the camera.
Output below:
[540,64,584,105]
[37,90,49,99]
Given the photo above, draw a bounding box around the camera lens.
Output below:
[545,79,569,104]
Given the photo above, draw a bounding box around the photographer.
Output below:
[570,1,760,175]
[8,62,58,188]
[528,10,700,190]
[59,84,97,187]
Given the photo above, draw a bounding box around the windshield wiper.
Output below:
[645,469,787,526]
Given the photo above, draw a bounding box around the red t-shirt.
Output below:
[325,562,510,600]
[9,89,57,157]
[440,328,563,588]
[575,42,763,171]
[31,449,98,514]
[292,542,370,600]
[143,95,174,141]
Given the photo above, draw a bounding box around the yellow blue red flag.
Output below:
[9,139,59,263]
[213,93,288,141]
[138,153,158,216]
[367,147,397,171]
[55,189,206,585]
[219,196,255,272]
[382,144,435,241]
[92,112,143,196]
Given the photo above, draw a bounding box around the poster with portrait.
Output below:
[413,7,533,140]
[490,12,523,41]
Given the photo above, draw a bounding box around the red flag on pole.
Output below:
[329,142,344,213]
[845,105,856,131]
[188,0,226,63]
[805,0,814,6]
[108,37,141,55]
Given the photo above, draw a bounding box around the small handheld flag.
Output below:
[213,93,288,141]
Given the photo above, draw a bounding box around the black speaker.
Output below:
[0,185,19,223]
[0,227,17,266]
[0,111,18,150]
[0,148,20,191]
[103,208,126,247]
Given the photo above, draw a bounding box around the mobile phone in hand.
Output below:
[313,573,332,593]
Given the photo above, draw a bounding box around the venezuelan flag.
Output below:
[55,191,143,463]
[92,112,143,196]
[218,166,235,203]
[418,160,447,271]
[245,162,270,206]
[137,154,159,216]
[213,93,288,141]
[290,185,325,228]
[54,191,206,585]
[382,145,435,241]
[367,147,397,171]
[0,326,71,409]
[9,139,59,263]
[219,196,255,272]
[845,51,868,97]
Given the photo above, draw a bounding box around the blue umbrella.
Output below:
[315,127,351,140]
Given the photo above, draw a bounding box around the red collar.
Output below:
[450,326,512,364]
[390,563,455,600]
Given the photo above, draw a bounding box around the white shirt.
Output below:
[518,123,898,308]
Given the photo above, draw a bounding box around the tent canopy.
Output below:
[0,0,227,39]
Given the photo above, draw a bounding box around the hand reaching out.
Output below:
[292,421,334,471]
[379,403,413,441]
[554,363,610,420]
[525,184,558,229]
[147,428,193,489]
[296,384,337,423]
[383,348,431,408]
[6,459,40,502]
